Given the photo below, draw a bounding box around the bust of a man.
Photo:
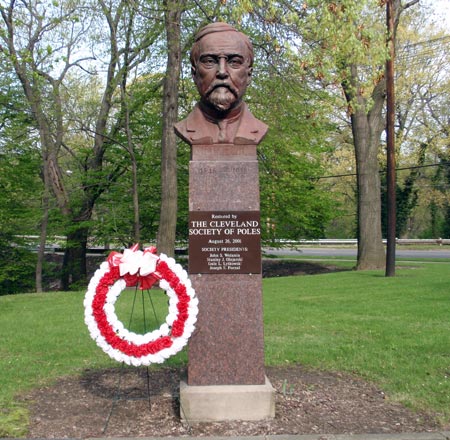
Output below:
[174,22,268,146]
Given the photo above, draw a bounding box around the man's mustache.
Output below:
[205,82,238,97]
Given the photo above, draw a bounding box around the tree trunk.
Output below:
[61,226,89,290]
[36,168,50,293]
[131,157,141,243]
[347,73,386,270]
[352,107,385,269]
[157,0,184,256]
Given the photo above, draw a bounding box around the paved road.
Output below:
[263,247,450,260]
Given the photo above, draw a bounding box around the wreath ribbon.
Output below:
[107,244,161,290]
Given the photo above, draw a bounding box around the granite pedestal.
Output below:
[180,144,275,421]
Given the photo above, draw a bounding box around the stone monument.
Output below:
[175,22,275,422]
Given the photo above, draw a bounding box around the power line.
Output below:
[402,35,450,50]
[319,162,449,180]
[397,35,450,65]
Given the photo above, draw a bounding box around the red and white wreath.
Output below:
[84,245,198,366]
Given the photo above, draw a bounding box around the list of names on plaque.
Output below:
[189,211,261,274]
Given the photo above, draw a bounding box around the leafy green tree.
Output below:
[392,9,450,238]
[380,145,425,238]
[0,0,164,289]
[0,232,36,295]
[250,75,335,241]
[0,76,44,294]
[301,0,396,269]
[238,0,419,268]
[320,5,450,241]
[90,74,165,247]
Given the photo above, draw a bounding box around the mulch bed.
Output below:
[262,259,347,277]
[23,365,442,438]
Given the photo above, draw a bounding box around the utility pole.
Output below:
[385,0,396,277]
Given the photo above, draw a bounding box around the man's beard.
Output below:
[206,86,237,112]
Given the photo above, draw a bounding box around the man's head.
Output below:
[190,22,254,116]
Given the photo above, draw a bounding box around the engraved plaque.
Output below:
[189,211,261,274]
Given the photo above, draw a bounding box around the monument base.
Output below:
[179,376,275,422]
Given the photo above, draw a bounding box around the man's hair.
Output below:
[190,22,254,67]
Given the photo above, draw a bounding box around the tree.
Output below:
[322,5,450,241]
[0,0,163,289]
[304,0,406,269]
[0,80,45,293]
[249,73,335,242]
[391,8,450,238]
[290,0,416,268]
[89,73,167,248]
[157,0,185,257]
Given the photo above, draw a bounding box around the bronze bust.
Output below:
[174,22,268,146]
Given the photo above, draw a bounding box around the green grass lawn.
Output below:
[264,262,450,421]
[1,260,450,436]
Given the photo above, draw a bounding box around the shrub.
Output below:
[0,235,36,295]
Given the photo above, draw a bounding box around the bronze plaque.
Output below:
[189,211,261,274]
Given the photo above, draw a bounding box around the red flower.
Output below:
[177,302,189,314]
[175,283,187,296]
[171,319,186,337]
[156,261,169,276]
[102,266,119,285]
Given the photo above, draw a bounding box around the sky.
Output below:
[420,0,450,28]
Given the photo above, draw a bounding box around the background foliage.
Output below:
[0,0,449,292]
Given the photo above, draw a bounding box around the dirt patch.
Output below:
[23,365,442,439]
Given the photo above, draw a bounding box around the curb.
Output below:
[87,432,450,440]
[5,432,450,440]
